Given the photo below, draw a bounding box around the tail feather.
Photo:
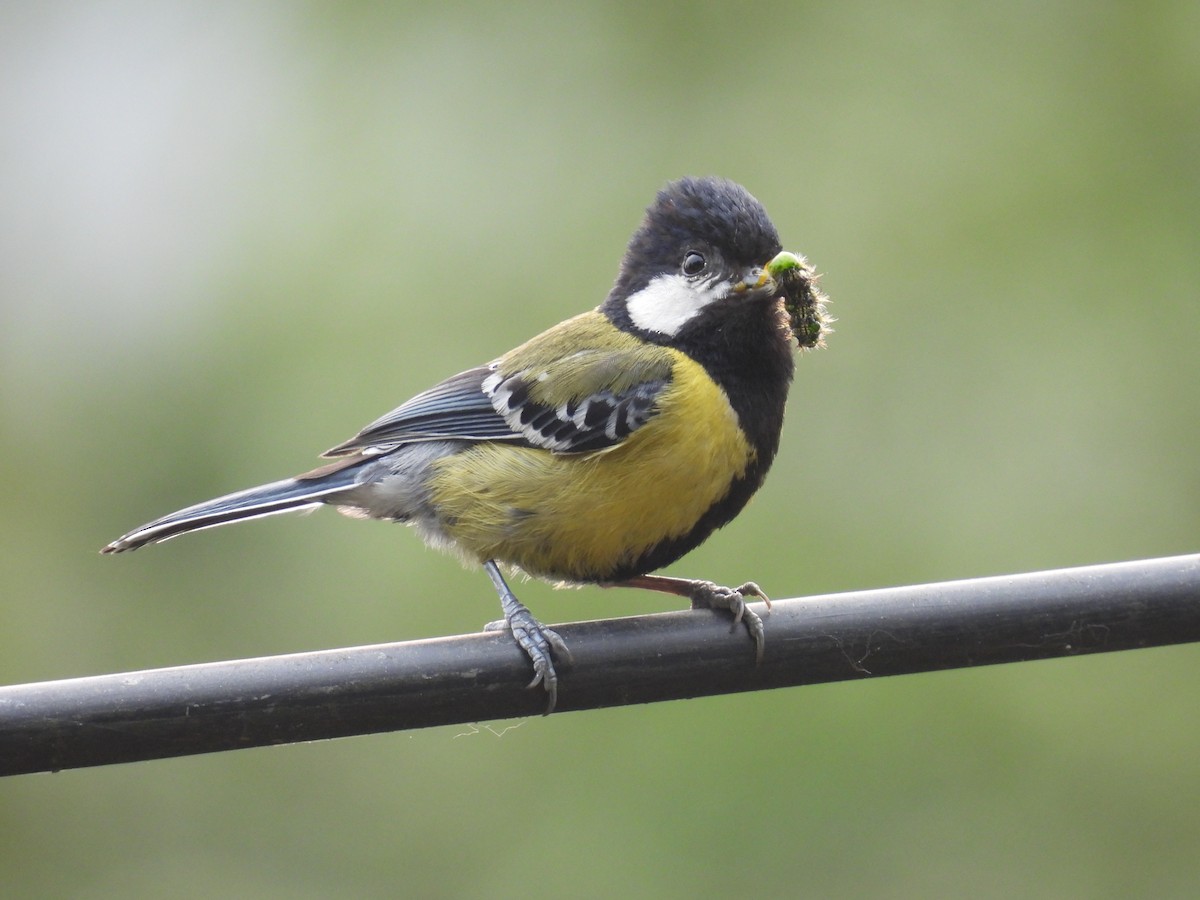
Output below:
[101,469,361,554]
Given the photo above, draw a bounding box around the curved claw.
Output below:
[484,560,571,714]
[604,574,772,663]
[511,613,570,689]
[686,580,771,664]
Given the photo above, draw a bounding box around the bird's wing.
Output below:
[323,366,521,456]
[482,345,673,453]
[323,345,675,458]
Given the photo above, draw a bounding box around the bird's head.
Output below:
[603,176,827,349]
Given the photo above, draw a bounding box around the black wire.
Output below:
[2,554,1198,776]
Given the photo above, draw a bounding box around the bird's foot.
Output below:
[686,580,770,663]
[608,575,770,663]
[483,560,571,714]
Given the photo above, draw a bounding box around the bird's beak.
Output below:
[730,252,828,349]
[733,267,773,295]
[735,250,811,296]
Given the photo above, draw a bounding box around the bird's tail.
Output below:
[101,467,362,554]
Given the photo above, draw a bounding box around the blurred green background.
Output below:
[2,2,1198,897]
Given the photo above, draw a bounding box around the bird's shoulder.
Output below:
[493,309,676,402]
[484,310,678,453]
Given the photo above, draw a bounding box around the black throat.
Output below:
[600,294,796,579]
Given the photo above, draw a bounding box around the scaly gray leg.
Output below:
[484,559,571,714]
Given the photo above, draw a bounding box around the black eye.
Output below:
[681,251,706,276]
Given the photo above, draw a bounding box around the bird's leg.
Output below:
[483,559,571,714]
[605,575,771,663]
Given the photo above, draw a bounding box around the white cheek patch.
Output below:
[625,273,726,337]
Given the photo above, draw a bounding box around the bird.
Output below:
[102,176,829,713]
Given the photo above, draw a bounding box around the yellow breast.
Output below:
[425,349,754,582]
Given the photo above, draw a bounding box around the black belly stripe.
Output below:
[598,295,797,580]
